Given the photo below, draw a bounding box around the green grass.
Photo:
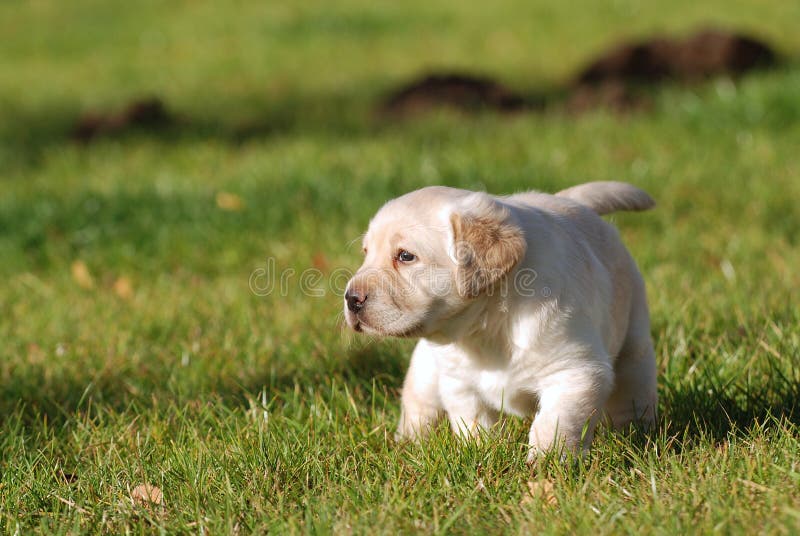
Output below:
[2,0,800,533]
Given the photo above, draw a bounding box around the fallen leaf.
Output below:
[739,479,770,493]
[216,191,244,211]
[27,343,45,364]
[131,483,163,506]
[312,252,329,271]
[113,276,134,300]
[520,480,558,508]
[71,260,94,289]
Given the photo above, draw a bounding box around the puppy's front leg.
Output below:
[527,364,613,462]
[439,377,498,439]
[396,340,443,441]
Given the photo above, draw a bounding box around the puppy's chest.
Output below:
[442,354,538,417]
[473,369,537,416]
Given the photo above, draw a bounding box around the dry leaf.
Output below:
[131,483,163,506]
[113,276,134,300]
[27,343,45,364]
[312,252,329,271]
[216,191,244,211]
[71,260,94,289]
[520,480,558,508]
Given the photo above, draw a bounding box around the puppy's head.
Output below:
[344,187,525,337]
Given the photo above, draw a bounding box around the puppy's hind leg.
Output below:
[396,340,443,441]
[604,292,658,429]
[604,341,657,429]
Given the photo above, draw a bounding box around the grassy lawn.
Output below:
[2,0,800,532]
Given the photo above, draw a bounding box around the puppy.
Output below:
[344,182,657,459]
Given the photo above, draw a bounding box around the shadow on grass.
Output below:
[5,57,800,178]
[0,90,382,176]
[660,361,800,441]
[0,342,409,430]
[3,351,798,455]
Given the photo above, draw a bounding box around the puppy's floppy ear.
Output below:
[449,195,526,298]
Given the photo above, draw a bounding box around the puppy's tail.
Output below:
[556,181,655,215]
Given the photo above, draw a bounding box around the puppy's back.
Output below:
[504,186,645,349]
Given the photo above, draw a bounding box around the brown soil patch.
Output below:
[576,27,777,86]
[378,73,536,117]
[565,80,651,114]
[380,27,778,117]
[72,97,172,142]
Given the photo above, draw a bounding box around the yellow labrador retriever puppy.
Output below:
[344,182,657,460]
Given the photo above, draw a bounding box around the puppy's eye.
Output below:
[396,250,416,263]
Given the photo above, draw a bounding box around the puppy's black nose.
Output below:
[346,289,367,312]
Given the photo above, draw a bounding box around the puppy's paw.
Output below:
[525,447,541,466]
[395,410,438,443]
[394,424,422,443]
[394,429,419,443]
[525,442,558,465]
[526,444,586,465]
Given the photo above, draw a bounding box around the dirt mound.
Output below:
[379,73,534,116]
[565,80,650,114]
[72,97,172,142]
[576,27,777,86]
[379,29,778,117]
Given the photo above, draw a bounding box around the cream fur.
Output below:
[344,182,658,460]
